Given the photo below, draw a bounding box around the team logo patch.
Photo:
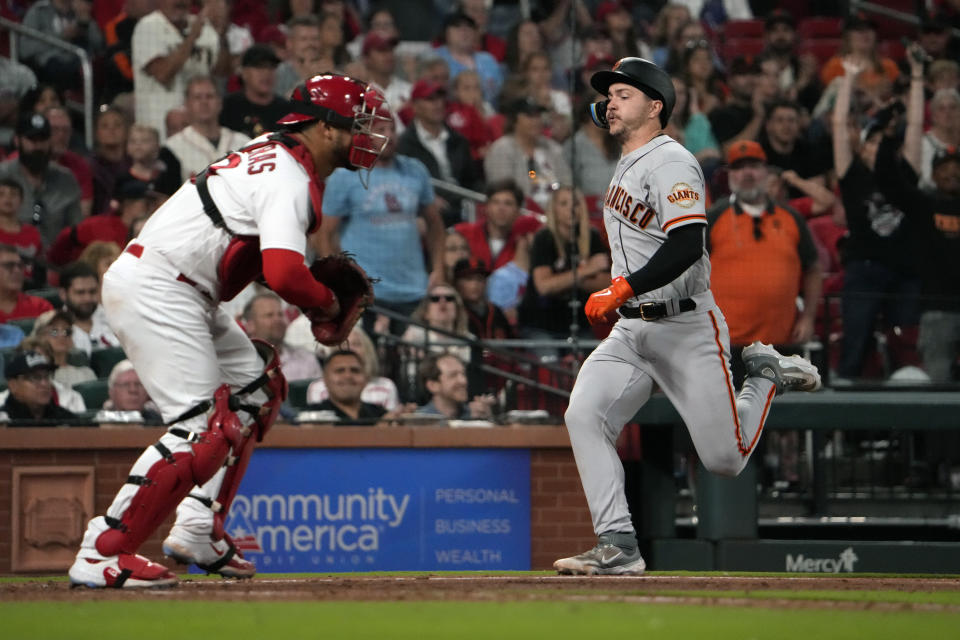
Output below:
[667,182,700,209]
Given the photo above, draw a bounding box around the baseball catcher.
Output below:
[68,73,391,588]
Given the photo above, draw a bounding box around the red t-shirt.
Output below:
[454,215,542,271]
[446,102,494,161]
[0,293,53,323]
[0,223,44,282]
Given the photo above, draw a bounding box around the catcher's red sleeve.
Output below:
[261,248,335,309]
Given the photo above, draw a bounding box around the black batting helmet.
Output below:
[591,57,676,128]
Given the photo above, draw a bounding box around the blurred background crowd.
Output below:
[0,0,958,430]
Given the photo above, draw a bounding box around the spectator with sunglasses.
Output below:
[0,113,82,248]
[0,243,53,324]
[401,284,473,362]
[706,141,822,385]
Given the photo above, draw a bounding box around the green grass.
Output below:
[4,600,959,640]
[623,589,960,606]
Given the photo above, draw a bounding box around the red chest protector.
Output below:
[194,133,325,301]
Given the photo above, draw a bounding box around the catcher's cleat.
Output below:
[554,533,646,576]
[68,552,178,589]
[162,527,256,578]
[742,342,821,394]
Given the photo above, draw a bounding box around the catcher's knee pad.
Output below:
[95,389,245,556]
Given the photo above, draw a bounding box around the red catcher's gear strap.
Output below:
[95,386,240,556]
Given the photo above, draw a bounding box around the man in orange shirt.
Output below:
[707,141,823,384]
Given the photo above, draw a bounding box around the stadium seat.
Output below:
[90,346,127,378]
[721,37,765,62]
[25,287,63,308]
[797,17,843,40]
[7,316,35,335]
[73,379,109,410]
[798,39,842,65]
[723,19,765,40]
[288,379,312,409]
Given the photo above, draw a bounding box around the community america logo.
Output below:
[785,547,858,573]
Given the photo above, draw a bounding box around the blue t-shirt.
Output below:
[322,155,435,304]
[434,46,504,107]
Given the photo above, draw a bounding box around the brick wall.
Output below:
[529,450,594,570]
[0,449,175,575]
[1,428,593,574]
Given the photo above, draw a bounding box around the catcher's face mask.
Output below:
[278,74,392,187]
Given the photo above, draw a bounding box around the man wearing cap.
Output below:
[707,140,822,380]
[433,11,503,106]
[396,78,480,225]
[554,57,820,576]
[360,31,411,114]
[2,349,78,424]
[132,0,231,138]
[707,55,766,151]
[274,16,323,99]
[484,96,572,210]
[220,44,289,139]
[0,113,83,248]
[452,257,512,340]
[163,75,251,182]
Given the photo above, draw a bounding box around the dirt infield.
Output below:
[4,574,960,610]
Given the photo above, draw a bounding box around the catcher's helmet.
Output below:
[278,73,391,177]
[590,57,676,128]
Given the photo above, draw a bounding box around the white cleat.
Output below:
[162,526,255,578]
[68,552,178,589]
[742,341,821,394]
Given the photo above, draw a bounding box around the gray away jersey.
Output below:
[603,134,710,304]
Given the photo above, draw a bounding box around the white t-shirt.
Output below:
[133,11,220,138]
[164,125,251,182]
[135,134,317,301]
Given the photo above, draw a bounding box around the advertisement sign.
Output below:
[223,448,530,572]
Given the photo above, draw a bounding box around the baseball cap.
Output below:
[443,11,477,30]
[411,79,447,100]
[728,55,760,76]
[584,53,616,70]
[4,349,55,379]
[117,179,151,201]
[764,9,795,30]
[844,12,877,32]
[241,44,281,68]
[505,96,549,116]
[16,112,51,140]
[453,257,490,281]
[726,140,767,167]
[920,13,949,33]
[362,31,399,55]
[595,1,628,23]
[932,146,960,169]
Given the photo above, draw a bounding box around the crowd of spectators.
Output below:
[0,0,959,426]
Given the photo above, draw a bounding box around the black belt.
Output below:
[619,298,696,321]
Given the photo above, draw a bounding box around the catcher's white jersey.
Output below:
[135,134,315,301]
[603,134,709,303]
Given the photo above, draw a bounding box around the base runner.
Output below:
[553,58,821,576]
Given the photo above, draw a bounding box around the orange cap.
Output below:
[726,140,767,166]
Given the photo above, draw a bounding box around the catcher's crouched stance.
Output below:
[69,74,388,588]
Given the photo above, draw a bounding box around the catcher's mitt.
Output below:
[305,253,375,346]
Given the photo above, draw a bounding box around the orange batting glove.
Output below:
[585,276,634,324]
